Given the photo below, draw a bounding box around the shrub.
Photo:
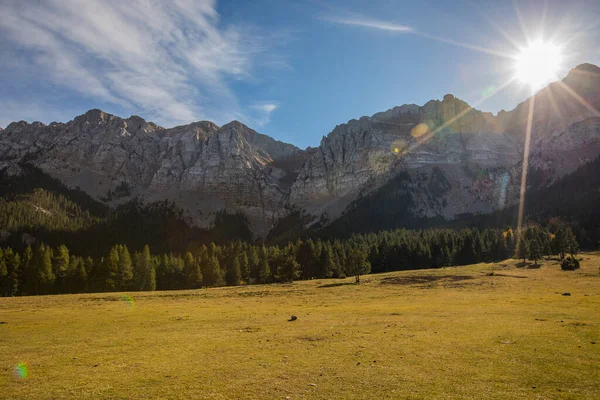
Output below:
[561,256,580,271]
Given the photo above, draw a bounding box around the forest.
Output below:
[0,223,580,296]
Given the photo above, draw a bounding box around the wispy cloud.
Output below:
[323,14,513,59]
[0,0,283,127]
[323,16,413,33]
[250,102,278,126]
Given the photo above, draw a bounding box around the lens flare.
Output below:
[411,123,429,138]
[121,294,135,310]
[15,362,29,379]
[390,139,408,156]
[515,40,562,88]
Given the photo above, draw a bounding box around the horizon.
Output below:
[1,0,599,148]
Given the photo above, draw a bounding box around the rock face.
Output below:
[0,111,305,234]
[289,63,600,221]
[1,63,599,236]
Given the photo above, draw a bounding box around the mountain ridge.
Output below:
[1,63,599,237]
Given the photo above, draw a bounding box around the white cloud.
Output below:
[250,102,278,126]
[0,0,281,127]
[323,16,413,33]
[253,103,278,114]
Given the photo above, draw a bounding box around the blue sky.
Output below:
[1,0,599,148]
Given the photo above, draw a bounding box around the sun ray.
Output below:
[545,83,567,131]
[537,0,549,40]
[403,76,519,155]
[513,0,531,45]
[483,15,523,51]
[516,94,536,234]
[412,30,518,60]
[555,80,600,117]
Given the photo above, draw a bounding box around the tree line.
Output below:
[0,224,580,297]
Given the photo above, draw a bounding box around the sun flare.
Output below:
[515,40,562,88]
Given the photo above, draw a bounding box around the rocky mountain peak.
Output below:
[78,108,110,124]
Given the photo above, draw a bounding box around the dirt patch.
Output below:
[490,273,528,279]
[296,335,326,342]
[318,282,357,289]
[380,275,473,286]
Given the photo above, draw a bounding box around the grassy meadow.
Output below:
[1,253,599,399]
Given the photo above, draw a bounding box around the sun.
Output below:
[515,40,562,89]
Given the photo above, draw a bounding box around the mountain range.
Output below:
[1,63,600,241]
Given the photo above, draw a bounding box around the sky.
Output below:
[0,0,599,148]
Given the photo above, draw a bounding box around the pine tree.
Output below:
[117,245,133,290]
[275,250,300,283]
[345,248,371,283]
[36,244,55,294]
[225,255,241,286]
[257,246,271,284]
[75,257,88,293]
[205,255,223,287]
[239,251,250,284]
[134,245,156,291]
[318,244,335,278]
[297,240,316,279]
[0,248,8,297]
[455,231,477,266]
[7,250,20,296]
[103,246,120,291]
[53,244,70,293]
[247,246,259,282]
[515,233,529,263]
[529,236,542,266]
[564,228,579,258]
[20,246,34,295]
[183,251,202,289]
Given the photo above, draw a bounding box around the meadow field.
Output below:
[1,254,599,399]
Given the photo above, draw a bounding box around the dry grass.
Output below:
[1,254,599,399]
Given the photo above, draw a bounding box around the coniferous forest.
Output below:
[0,163,588,296]
[0,224,581,296]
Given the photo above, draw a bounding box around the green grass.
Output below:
[1,254,599,399]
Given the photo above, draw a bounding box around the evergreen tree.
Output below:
[345,248,371,283]
[134,245,156,291]
[564,228,579,258]
[117,245,133,290]
[247,246,259,282]
[183,251,202,289]
[225,255,241,286]
[455,231,477,266]
[529,236,542,266]
[257,246,271,284]
[205,255,223,287]
[53,244,70,293]
[7,250,20,296]
[297,239,316,279]
[0,248,7,296]
[239,251,250,284]
[35,244,55,294]
[103,246,120,291]
[19,246,34,295]
[553,228,568,260]
[74,256,87,293]
[275,250,300,283]
[515,233,529,263]
[318,244,335,278]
